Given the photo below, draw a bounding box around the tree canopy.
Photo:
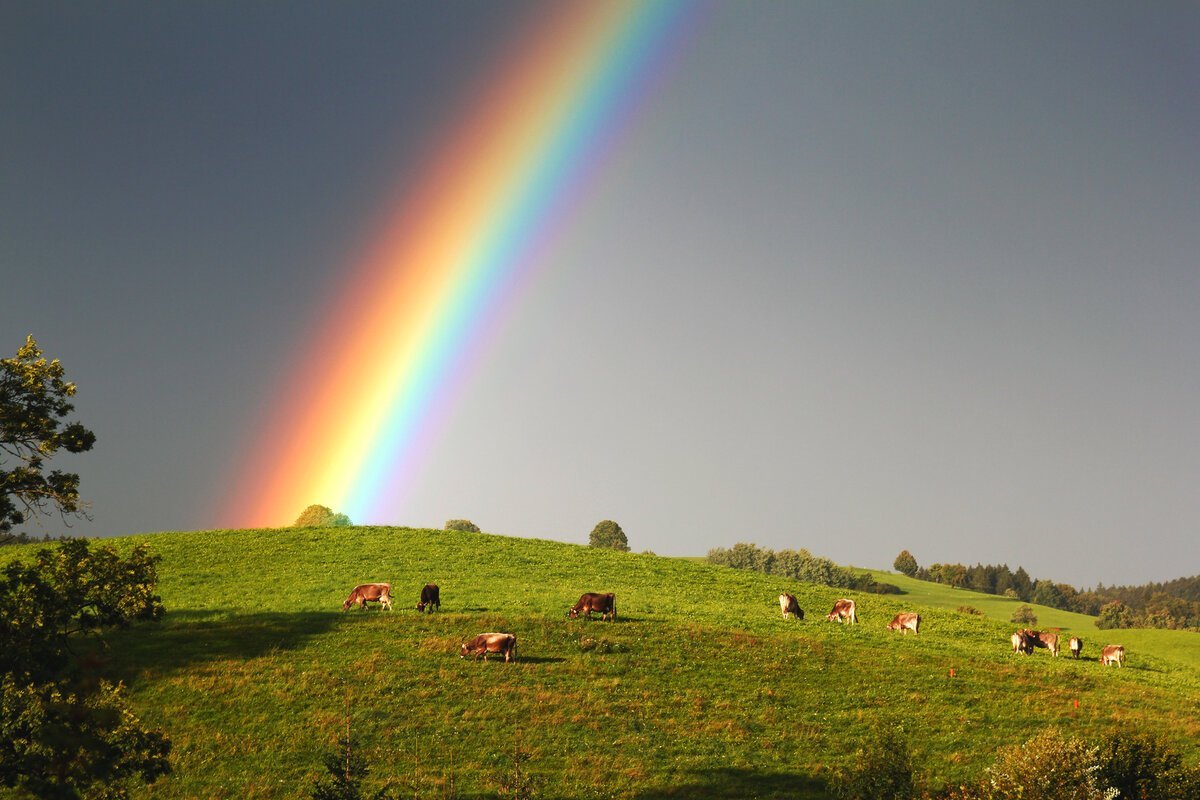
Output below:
[0,335,97,534]
[444,519,480,533]
[893,550,919,577]
[589,520,629,552]
[294,505,351,527]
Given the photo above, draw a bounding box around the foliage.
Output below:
[1010,605,1037,626]
[310,735,394,800]
[295,505,352,528]
[0,335,97,535]
[1096,601,1135,630]
[444,519,480,533]
[588,519,629,552]
[0,538,169,797]
[831,723,915,800]
[894,550,919,577]
[1095,730,1200,800]
[982,728,1115,800]
[709,542,900,593]
[956,606,983,616]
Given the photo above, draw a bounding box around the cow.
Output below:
[1034,631,1061,657]
[460,632,517,662]
[568,593,616,621]
[1012,631,1031,654]
[1012,629,1039,655]
[416,583,440,613]
[778,593,803,620]
[826,598,857,624]
[342,583,392,611]
[1069,637,1083,659]
[887,612,920,635]
[1100,644,1125,667]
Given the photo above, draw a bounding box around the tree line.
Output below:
[707,542,900,594]
[893,550,1200,631]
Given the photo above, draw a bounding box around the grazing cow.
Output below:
[568,593,616,621]
[887,612,920,635]
[778,593,803,620]
[1035,631,1061,657]
[1012,629,1039,655]
[1100,644,1125,667]
[416,583,440,613]
[826,598,858,624]
[1069,637,1083,659]
[342,583,392,611]
[460,632,517,662]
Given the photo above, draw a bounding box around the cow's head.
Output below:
[416,602,425,612]
[459,643,470,658]
[568,607,579,619]
[341,596,356,611]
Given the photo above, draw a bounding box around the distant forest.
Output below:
[895,549,1200,631]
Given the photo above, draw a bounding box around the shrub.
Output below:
[831,723,916,800]
[295,505,351,527]
[1096,730,1200,800]
[1096,600,1135,630]
[588,520,629,552]
[957,606,983,616]
[981,728,1113,800]
[444,519,480,533]
[1010,605,1038,626]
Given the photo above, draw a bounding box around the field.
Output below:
[3,527,1199,799]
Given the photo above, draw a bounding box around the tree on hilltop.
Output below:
[295,504,351,527]
[589,520,629,552]
[444,519,480,533]
[893,549,919,577]
[1,335,97,534]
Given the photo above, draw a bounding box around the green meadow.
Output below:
[3,527,1198,799]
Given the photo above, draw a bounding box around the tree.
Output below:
[1,336,97,534]
[444,519,480,533]
[0,538,170,796]
[1011,605,1038,626]
[588,520,629,552]
[310,735,394,800]
[1096,600,1135,630]
[295,505,351,527]
[892,550,919,577]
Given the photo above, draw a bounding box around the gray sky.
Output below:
[3,2,1197,588]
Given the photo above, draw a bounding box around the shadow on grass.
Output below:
[98,609,342,680]
[627,768,828,799]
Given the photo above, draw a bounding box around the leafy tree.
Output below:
[444,519,480,533]
[981,727,1113,800]
[1011,605,1038,626]
[1,336,97,534]
[1032,579,1066,609]
[1096,600,1135,630]
[0,538,170,797]
[588,520,629,552]
[893,550,919,577]
[1096,729,1200,800]
[295,505,351,527]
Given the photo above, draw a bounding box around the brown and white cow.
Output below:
[1012,631,1032,655]
[778,593,803,620]
[460,632,517,662]
[887,612,920,634]
[826,598,857,624]
[1034,631,1061,657]
[1069,637,1083,659]
[342,583,392,611]
[569,593,616,621]
[416,583,440,613]
[1100,644,1125,667]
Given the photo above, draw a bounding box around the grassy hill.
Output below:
[3,527,1198,799]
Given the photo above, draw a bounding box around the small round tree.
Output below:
[893,550,919,577]
[589,520,629,552]
[444,519,480,533]
[294,505,351,527]
[1096,600,1135,630]
[1011,605,1038,626]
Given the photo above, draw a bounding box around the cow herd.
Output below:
[341,582,1128,668]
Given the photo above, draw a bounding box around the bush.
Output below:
[588,520,629,552]
[981,728,1112,800]
[444,519,480,533]
[1096,600,1135,630]
[1096,730,1200,800]
[957,606,984,616]
[1010,605,1038,626]
[294,505,351,527]
[831,723,916,800]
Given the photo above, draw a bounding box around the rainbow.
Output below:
[224,0,696,527]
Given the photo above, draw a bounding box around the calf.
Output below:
[460,632,517,662]
[887,612,920,635]
[1100,644,1125,667]
[342,583,392,611]
[778,593,803,620]
[826,598,857,624]
[569,593,616,621]
[416,583,440,613]
[1069,637,1083,659]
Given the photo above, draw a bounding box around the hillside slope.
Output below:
[4,528,1198,799]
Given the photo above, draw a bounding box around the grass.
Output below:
[3,527,1199,799]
